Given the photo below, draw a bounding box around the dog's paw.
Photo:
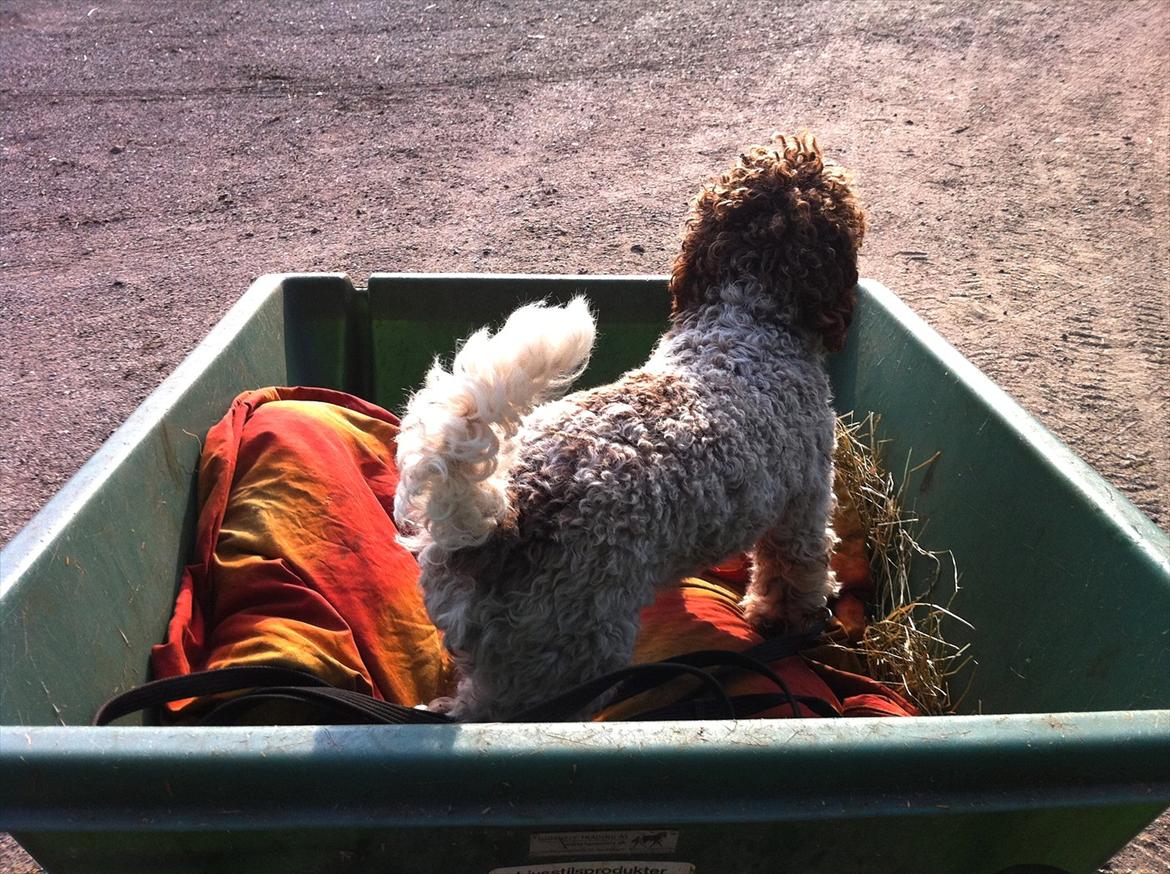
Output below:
[740,591,783,631]
[781,602,834,634]
[741,586,833,634]
[425,696,459,715]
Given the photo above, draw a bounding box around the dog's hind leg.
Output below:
[443,572,646,722]
[742,494,840,632]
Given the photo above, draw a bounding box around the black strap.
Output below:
[741,622,827,663]
[641,648,803,719]
[92,666,451,727]
[611,623,828,721]
[93,665,333,726]
[203,686,452,725]
[94,626,831,726]
[635,693,840,721]
[510,626,826,723]
[510,661,736,722]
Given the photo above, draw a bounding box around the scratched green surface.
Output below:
[0,274,1167,874]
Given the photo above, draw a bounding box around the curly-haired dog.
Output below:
[395,134,866,721]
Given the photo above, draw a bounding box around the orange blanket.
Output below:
[152,387,915,721]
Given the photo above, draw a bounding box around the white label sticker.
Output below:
[529,830,680,857]
[490,863,693,874]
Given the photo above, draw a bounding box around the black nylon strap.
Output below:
[202,686,453,725]
[93,625,832,726]
[740,622,827,663]
[508,630,827,723]
[633,692,841,721]
[558,624,829,722]
[647,648,803,718]
[92,665,333,726]
[509,661,736,722]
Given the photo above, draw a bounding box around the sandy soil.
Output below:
[1,2,1167,871]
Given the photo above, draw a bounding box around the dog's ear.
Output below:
[669,134,866,352]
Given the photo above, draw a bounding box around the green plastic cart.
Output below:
[1,274,1167,874]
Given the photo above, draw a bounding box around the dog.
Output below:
[394,134,866,721]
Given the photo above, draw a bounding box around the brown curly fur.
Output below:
[669,133,866,352]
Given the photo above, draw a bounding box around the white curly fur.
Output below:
[393,134,866,721]
[394,283,841,722]
[394,297,596,553]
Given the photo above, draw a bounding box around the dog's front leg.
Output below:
[743,500,840,632]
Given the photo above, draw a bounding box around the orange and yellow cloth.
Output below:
[152,387,916,721]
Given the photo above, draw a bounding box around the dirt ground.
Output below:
[1,1,1167,872]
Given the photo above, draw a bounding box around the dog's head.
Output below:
[669,133,866,352]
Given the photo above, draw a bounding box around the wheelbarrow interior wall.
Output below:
[2,274,1167,730]
[2,274,1168,874]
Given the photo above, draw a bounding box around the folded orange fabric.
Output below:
[152,387,916,721]
[599,565,917,720]
[152,387,455,716]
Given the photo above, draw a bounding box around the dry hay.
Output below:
[834,412,974,715]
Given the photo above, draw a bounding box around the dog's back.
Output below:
[422,288,834,720]
[398,134,863,720]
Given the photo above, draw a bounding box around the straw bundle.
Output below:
[833,413,973,715]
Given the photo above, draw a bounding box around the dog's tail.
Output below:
[394,296,596,553]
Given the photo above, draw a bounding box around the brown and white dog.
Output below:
[395,134,866,721]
